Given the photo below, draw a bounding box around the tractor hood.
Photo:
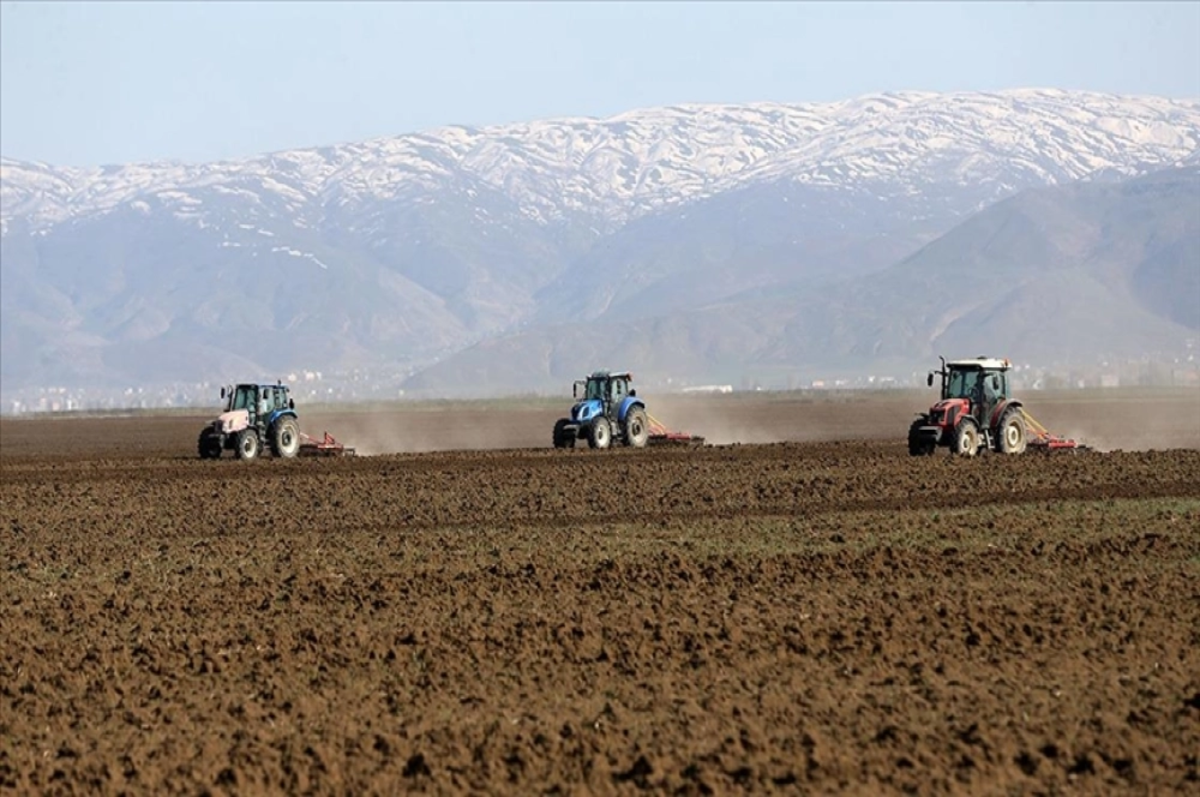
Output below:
[931,398,969,413]
[213,409,250,434]
[927,397,970,426]
[570,399,603,424]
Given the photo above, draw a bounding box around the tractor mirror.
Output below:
[289,399,295,409]
[220,386,226,399]
[926,373,934,387]
[630,389,637,397]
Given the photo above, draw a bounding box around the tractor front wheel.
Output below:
[236,429,260,461]
[553,419,575,449]
[908,418,934,456]
[952,418,980,457]
[272,417,301,458]
[198,429,223,459]
[997,410,1027,455]
[624,407,649,448]
[587,417,612,449]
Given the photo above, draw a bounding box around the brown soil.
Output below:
[2,395,1198,794]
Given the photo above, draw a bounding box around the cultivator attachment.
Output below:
[299,431,356,457]
[646,413,706,447]
[1020,410,1090,453]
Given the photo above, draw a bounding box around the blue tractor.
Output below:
[197,382,301,460]
[553,370,650,449]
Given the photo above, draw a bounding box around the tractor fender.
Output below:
[267,408,298,429]
[989,399,1023,430]
[617,397,645,422]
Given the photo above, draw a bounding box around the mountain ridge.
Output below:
[1,88,1198,402]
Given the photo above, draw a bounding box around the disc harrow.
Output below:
[299,431,356,457]
[646,413,706,447]
[1020,410,1090,453]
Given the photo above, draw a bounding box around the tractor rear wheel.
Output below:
[952,418,980,457]
[272,417,301,458]
[198,429,222,459]
[997,410,1027,455]
[587,417,612,449]
[624,407,649,448]
[908,418,934,456]
[552,419,575,449]
[236,429,260,461]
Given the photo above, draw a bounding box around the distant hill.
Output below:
[404,164,1200,394]
[1,89,1198,399]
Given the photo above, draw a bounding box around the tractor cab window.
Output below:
[990,372,1011,400]
[946,369,981,401]
[586,379,607,401]
[230,386,255,411]
[611,379,627,402]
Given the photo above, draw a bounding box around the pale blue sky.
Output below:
[2,1,1197,167]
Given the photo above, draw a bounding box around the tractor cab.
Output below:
[573,371,635,406]
[221,383,294,421]
[933,359,1012,426]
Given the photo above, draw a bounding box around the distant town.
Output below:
[3,353,1196,416]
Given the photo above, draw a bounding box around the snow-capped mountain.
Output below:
[1,89,1198,400]
[5,89,1197,232]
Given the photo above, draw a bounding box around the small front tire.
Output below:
[198,429,223,459]
[236,429,260,461]
[908,418,935,456]
[952,418,980,457]
[587,417,612,450]
[552,418,575,449]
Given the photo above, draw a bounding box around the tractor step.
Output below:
[299,431,356,456]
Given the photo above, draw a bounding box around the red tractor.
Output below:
[908,356,1028,457]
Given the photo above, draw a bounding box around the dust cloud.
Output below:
[299,388,1199,456]
[304,404,560,455]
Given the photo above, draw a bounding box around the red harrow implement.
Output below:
[299,431,356,457]
[647,413,706,447]
[1020,410,1090,453]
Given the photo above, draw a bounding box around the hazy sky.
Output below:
[2,1,1197,167]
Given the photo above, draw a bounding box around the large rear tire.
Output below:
[952,418,980,457]
[997,410,1027,455]
[236,429,260,461]
[908,418,934,456]
[552,419,575,449]
[587,417,612,450]
[198,429,222,459]
[271,417,301,458]
[624,407,649,448]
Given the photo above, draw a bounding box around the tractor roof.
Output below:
[586,370,632,380]
[947,357,1011,371]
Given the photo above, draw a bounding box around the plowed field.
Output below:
[2,392,1198,795]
